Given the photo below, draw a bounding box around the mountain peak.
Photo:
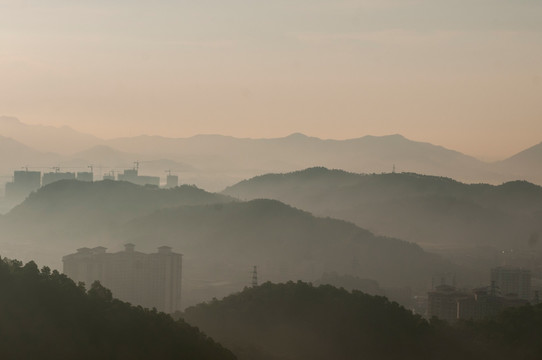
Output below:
[285,132,309,139]
[0,116,22,125]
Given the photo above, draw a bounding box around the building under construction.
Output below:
[117,163,160,186]
[63,244,183,313]
[4,163,175,202]
[4,170,41,201]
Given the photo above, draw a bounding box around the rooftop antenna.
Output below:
[133,161,140,171]
[251,266,258,287]
[21,166,29,172]
[88,164,94,173]
[165,169,172,176]
[52,166,60,173]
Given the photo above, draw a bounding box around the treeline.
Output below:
[183,281,542,360]
[0,257,236,360]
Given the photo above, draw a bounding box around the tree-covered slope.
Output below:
[184,281,542,360]
[0,179,234,271]
[118,199,461,307]
[1,179,233,242]
[0,257,236,360]
[184,282,433,360]
[223,168,542,249]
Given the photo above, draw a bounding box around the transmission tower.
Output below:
[251,266,258,287]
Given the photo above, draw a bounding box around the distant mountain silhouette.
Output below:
[0,116,101,153]
[73,145,133,163]
[105,133,500,183]
[3,117,541,187]
[0,135,62,182]
[63,145,196,174]
[118,199,461,307]
[497,141,542,184]
[223,168,542,254]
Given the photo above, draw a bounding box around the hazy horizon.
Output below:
[1,115,540,162]
[2,2,542,357]
[1,1,541,161]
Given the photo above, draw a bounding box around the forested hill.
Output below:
[223,167,542,249]
[0,179,235,271]
[183,281,542,360]
[1,179,233,242]
[119,199,461,307]
[7,179,233,224]
[0,257,236,360]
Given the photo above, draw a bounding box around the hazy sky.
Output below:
[1,0,541,160]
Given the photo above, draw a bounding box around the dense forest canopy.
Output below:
[223,168,542,268]
[0,257,236,360]
[183,281,542,360]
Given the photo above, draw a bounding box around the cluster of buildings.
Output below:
[427,266,536,322]
[63,244,183,313]
[4,166,179,202]
[4,169,92,201]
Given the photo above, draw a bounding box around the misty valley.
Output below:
[2,0,541,357]
[1,139,542,359]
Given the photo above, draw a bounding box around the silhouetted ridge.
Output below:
[1,180,234,251]
[183,281,542,360]
[184,281,430,360]
[8,179,232,221]
[0,257,236,360]
[120,198,457,302]
[223,167,542,250]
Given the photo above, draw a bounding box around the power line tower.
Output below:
[251,266,258,287]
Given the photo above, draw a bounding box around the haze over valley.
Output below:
[2,0,542,358]
[2,116,542,200]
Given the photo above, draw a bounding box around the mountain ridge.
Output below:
[223,167,542,255]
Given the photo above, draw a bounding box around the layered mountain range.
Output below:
[224,168,542,250]
[1,116,542,194]
[0,179,461,308]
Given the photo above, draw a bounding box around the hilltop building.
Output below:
[427,284,469,322]
[4,162,173,199]
[102,171,115,181]
[166,174,179,188]
[63,244,183,313]
[491,266,531,300]
[117,168,160,186]
[428,281,531,322]
[76,171,93,182]
[4,170,41,201]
